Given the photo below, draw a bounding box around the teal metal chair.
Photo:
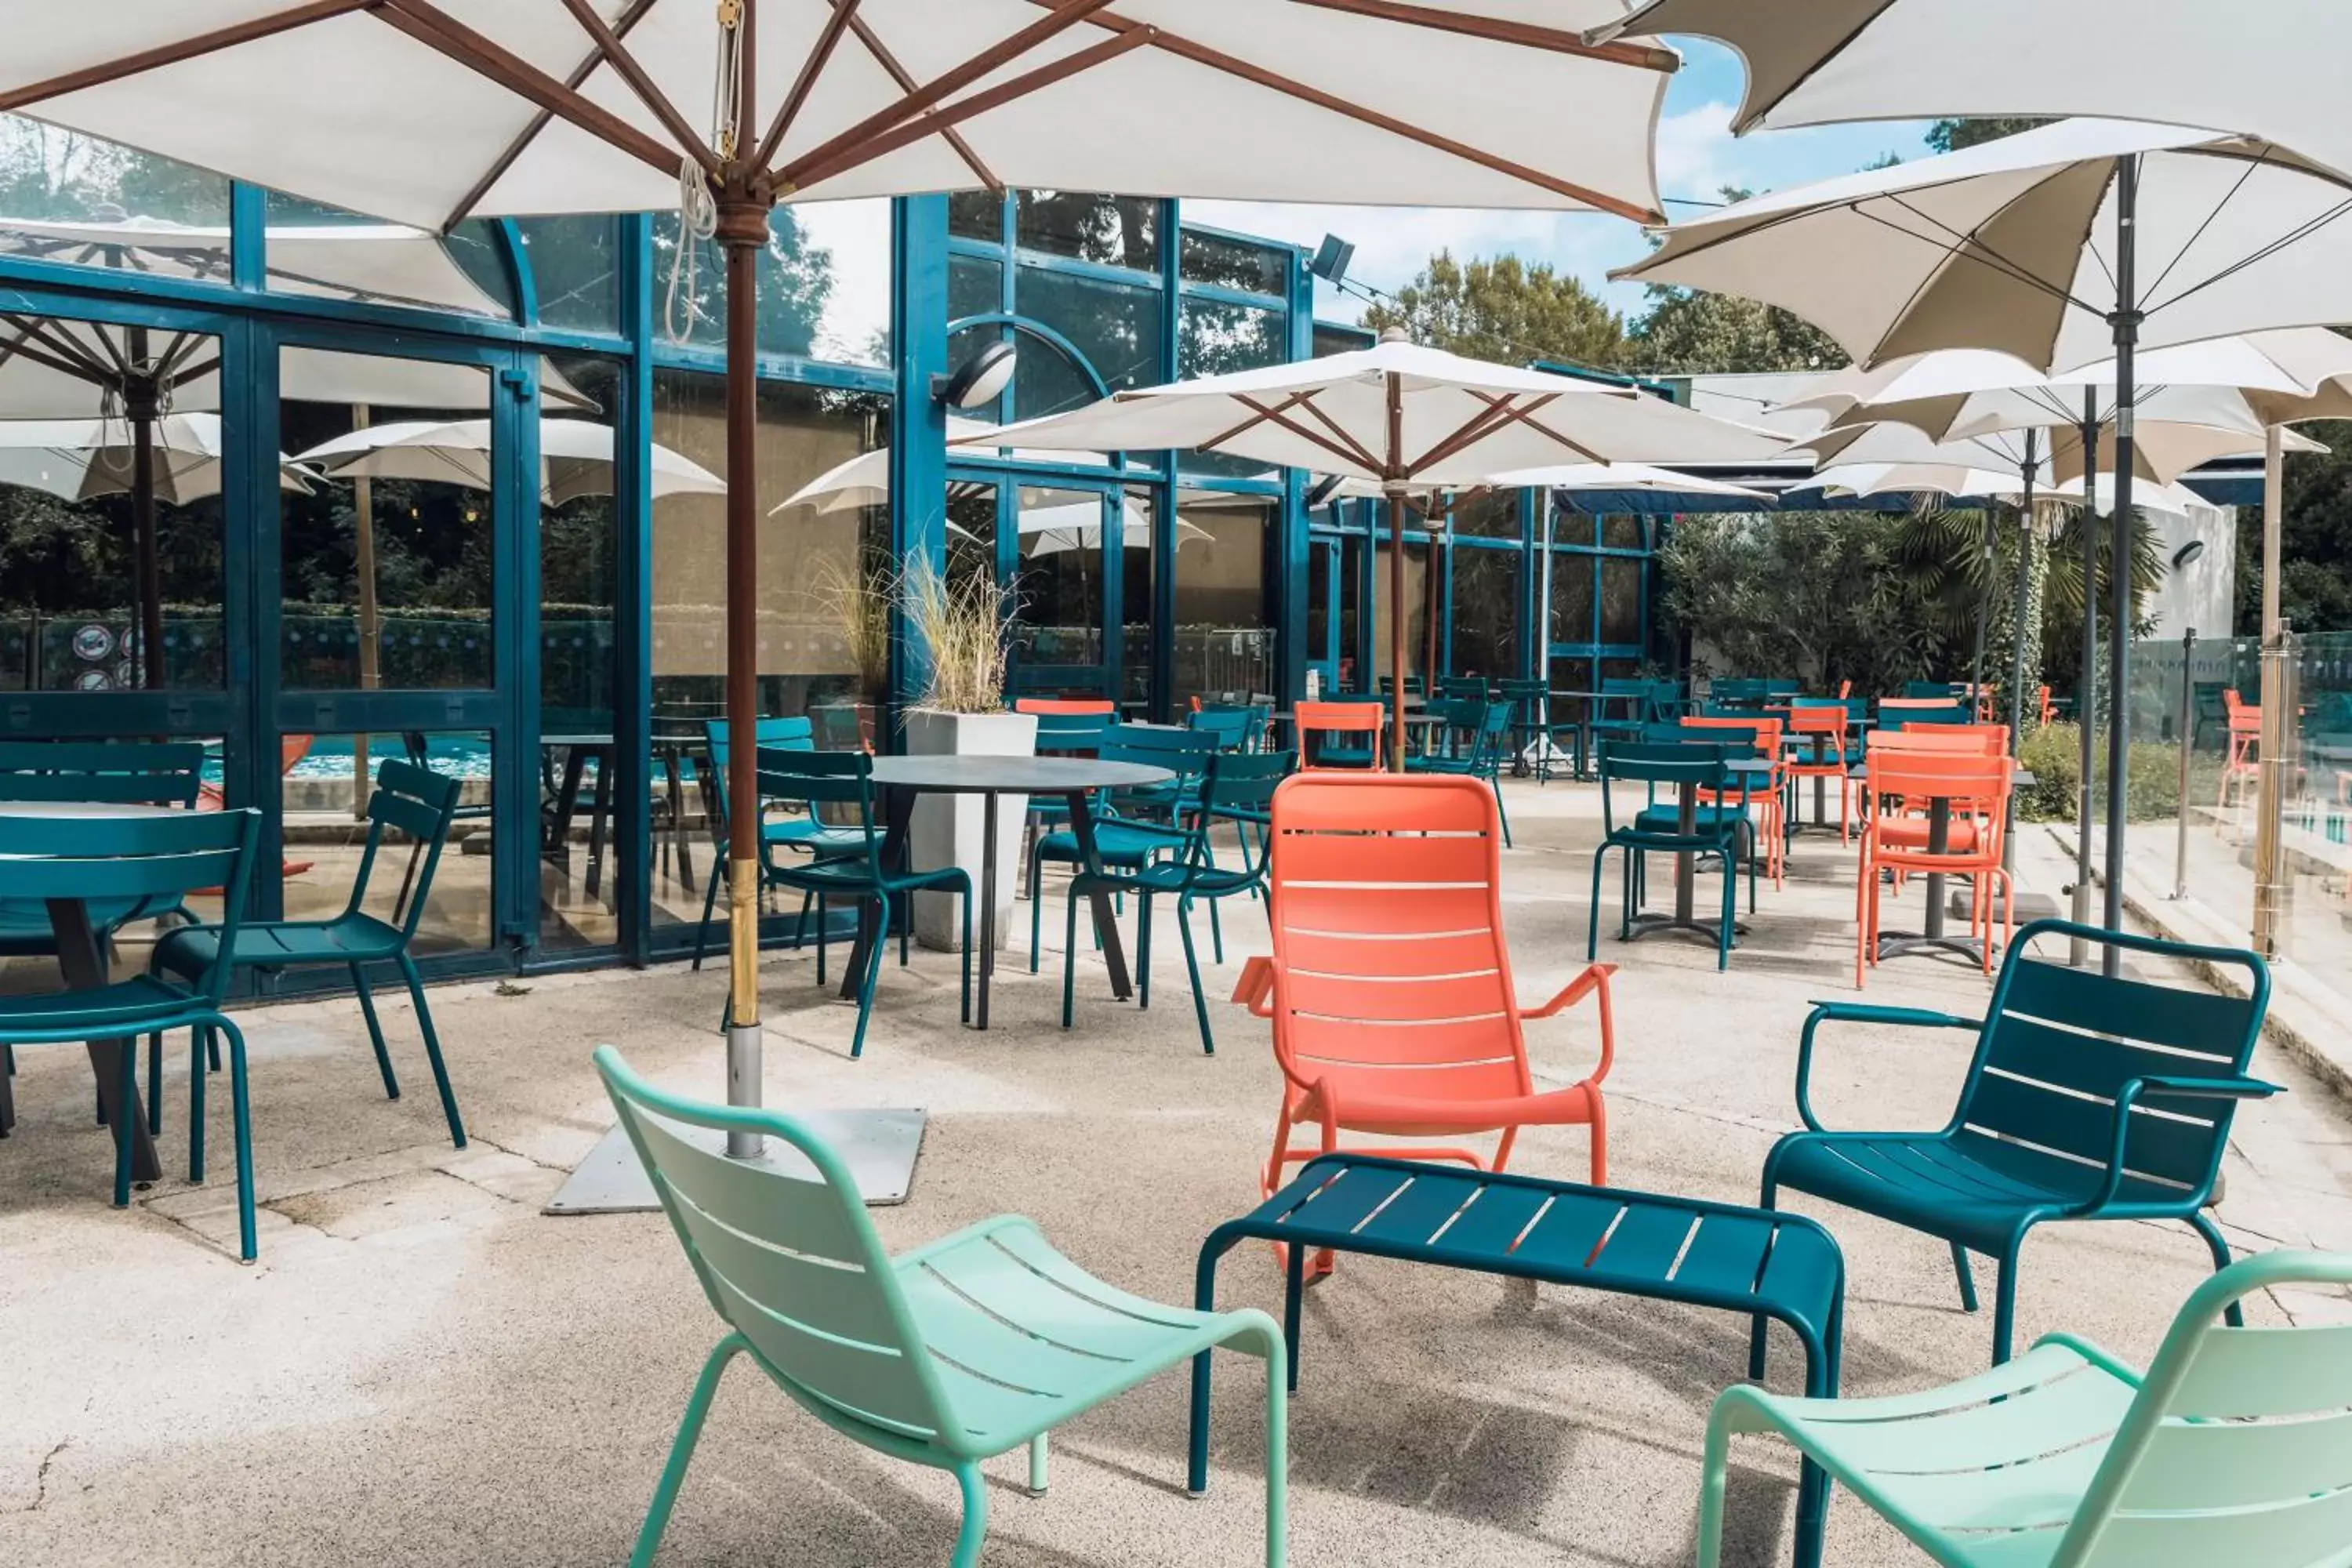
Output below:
[1023,709,1118,895]
[0,740,203,960]
[1025,729,1216,970]
[749,750,971,1059]
[151,760,469,1152]
[1762,920,2278,1367]
[1698,1248,2352,1568]
[1061,750,1294,1053]
[1189,702,1267,753]
[1407,698,1515,845]
[1588,739,1746,970]
[1301,692,1385,770]
[0,807,263,1258]
[691,717,864,974]
[594,1046,1288,1568]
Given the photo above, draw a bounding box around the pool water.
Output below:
[203,735,496,785]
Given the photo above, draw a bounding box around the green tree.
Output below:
[1359,250,1627,368]
[2239,420,2352,635]
[1926,118,2050,154]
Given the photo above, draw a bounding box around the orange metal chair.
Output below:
[1878,724,2006,754]
[1015,697,1117,716]
[1232,775,1614,1269]
[1855,750,2015,988]
[1683,714,1786,886]
[1291,700,1385,771]
[2220,690,2261,811]
[1784,705,1854,842]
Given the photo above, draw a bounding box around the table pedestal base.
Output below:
[1621,913,1751,946]
[545,1107,926,1214]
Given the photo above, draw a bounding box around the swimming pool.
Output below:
[203,734,497,786]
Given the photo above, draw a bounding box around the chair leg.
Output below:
[1694,1403,1733,1568]
[396,952,466,1149]
[146,1031,164,1136]
[628,1336,745,1568]
[1027,1432,1050,1497]
[207,1031,220,1073]
[789,892,811,949]
[1587,844,1610,961]
[1491,775,1512,848]
[188,1026,209,1182]
[1136,893,1153,1011]
[958,879,973,1026]
[221,1016,257,1262]
[1207,884,1225,966]
[1177,898,1214,1054]
[1989,1236,2027,1365]
[1061,884,1081,1030]
[850,894,887,1061]
[815,894,829,988]
[1259,1319,1290,1568]
[113,1029,138,1210]
[2189,1212,2248,1327]
[690,855,723,971]
[1950,1242,1980,1313]
[1029,843,1047,974]
[950,1462,990,1568]
[351,962,401,1100]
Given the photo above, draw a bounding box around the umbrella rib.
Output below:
[0,0,372,114]
[835,13,1000,194]
[372,0,682,180]
[1226,394,1376,472]
[1021,0,1662,223]
[441,0,661,230]
[755,0,863,172]
[1500,405,1612,468]
[1406,391,1554,474]
[0,320,110,384]
[1294,396,1386,472]
[1871,197,2089,310]
[1283,0,1679,71]
[2141,145,2274,307]
[1736,0,1901,134]
[775,0,1123,191]
[1202,390,1315,448]
[2149,196,2352,318]
[784,27,1154,194]
[557,0,718,173]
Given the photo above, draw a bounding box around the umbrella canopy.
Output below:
[0,412,309,503]
[1480,462,1775,501]
[1593,0,2352,183]
[965,331,1787,764]
[1810,462,2204,517]
[1795,410,2318,488]
[1616,119,2352,373]
[1011,495,1208,556]
[295,417,724,504]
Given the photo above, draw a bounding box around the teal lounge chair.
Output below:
[1698,1249,2352,1568]
[595,1047,1287,1568]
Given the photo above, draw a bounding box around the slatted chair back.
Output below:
[0,740,203,806]
[808,704,866,753]
[1598,740,1730,837]
[1955,921,2266,1212]
[1014,697,1116,716]
[1098,724,1216,789]
[1436,675,1494,702]
[1872,727,2003,757]
[1264,773,1534,1109]
[1294,699,1385,769]
[1878,699,1975,728]
[1785,706,1849,767]
[1188,703,1260,753]
[752,750,881,877]
[1472,699,1515,760]
[1191,750,1294,878]
[1899,720,2007,750]
[703,717,815,829]
[0,808,257,1003]
[2055,1250,2352,1567]
[1682,715,1778,758]
[593,1047,960,1451]
[1904,681,1965,701]
[347,760,463,939]
[1033,709,1116,755]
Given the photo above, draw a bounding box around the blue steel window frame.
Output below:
[1544,501,1658,699]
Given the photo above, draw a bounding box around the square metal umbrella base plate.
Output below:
[543,1108,927,1214]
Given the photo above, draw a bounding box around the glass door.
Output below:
[1004,480,1131,707]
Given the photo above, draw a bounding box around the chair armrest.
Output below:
[1794,1002,1981,1133]
[1231,955,1276,1017]
[1523,963,1617,1083]
[2074,1075,2285,1215]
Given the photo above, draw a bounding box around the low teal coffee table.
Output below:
[1189,1155,1846,1567]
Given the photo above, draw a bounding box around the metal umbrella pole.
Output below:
[2253,424,2288,956]
[2101,154,2142,973]
[1969,506,1997,698]
[2071,387,2101,967]
[2005,430,2038,751]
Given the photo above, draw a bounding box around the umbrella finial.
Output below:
[1377,327,1410,344]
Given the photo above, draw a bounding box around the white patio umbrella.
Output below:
[1617,115,2352,947]
[295,417,724,504]
[0,412,310,503]
[0,0,1697,1162]
[958,330,1789,765]
[1592,0,2352,182]
[1810,463,2204,516]
[1011,495,1209,557]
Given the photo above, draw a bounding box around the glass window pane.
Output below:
[646,368,890,942]
[949,252,1003,325]
[278,347,495,691]
[1012,265,1160,419]
[1011,486,1109,674]
[1602,514,1647,550]
[949,191,1004,242]
[1312,321,1373,359]
[651,198,891,366]
[1450,491,1522,540]
[1180,230,1287,296]
[1121,486,1155,713]
[1450,546,1519,680]
[265,190,514,318]
[517,215,622,334]
[282,731,494,956]
[0,314,227,691]
[1373,539,1432,688]
[1179,298,1284,380]
[539,355,625,953]
[1174,493,1275,703]
[1600,556,1645,644]
[0,114,231,281]
[1016,191,1159,271]
[1549,550,1595,649]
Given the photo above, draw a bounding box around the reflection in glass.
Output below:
[1312,321,1374,359]
[279,350,495,692]
[1174,494,1276,702]
[0,112,231,279]
[1121,487,1156,711]
[949,191,1004,241]
[1012,266,1160,417]
[1012,487,1112,681]
[1450,546,1520,681]
[1451,491,1523,540]
[263,189,514,316]
[1017,192,1159,270]
[1374,539,1432,690]
[0,315,227,691]
[279,731,493,956]
[1550,544,1596,649]
[517,215,623,334]
[650,198,889,366]
[1179,298,1285,379]
[1180,230,1287,295]
[645,369,889,942]
[1600,556,1646,645]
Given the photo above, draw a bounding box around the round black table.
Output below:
[853,757,1174,1030]
[0,800,180,1182]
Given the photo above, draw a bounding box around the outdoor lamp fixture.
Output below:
[1304,473,1345,510]
[934,340,1017,409]
[1309,234,1356,286]
[2173,539,2207,570]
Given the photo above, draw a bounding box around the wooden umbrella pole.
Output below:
[719,183,767,1144]
[1385,367,1406,771]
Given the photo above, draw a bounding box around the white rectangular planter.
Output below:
[902,708,1037,951]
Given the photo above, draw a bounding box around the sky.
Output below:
[1185,41,1933,328]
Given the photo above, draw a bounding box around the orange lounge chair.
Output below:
[1232,774,1615,1271]
[2220,690,2261,811]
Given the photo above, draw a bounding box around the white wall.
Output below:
[2141,503,2240,642]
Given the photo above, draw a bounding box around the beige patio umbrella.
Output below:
[957,329,1790,767]
[0,0,1692,1171]
[294,416,726,503]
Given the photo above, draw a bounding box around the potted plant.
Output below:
[895,553,1035,951]
[812,554,891,750]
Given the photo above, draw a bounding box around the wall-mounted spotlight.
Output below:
[1304,473,1346,510]
[2172,538,2207,570]
[1308,234,1355,286]
[932,340,1018,409]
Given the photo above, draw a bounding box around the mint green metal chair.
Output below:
[1697,1248,2352,1568]
[0,807,262,1258]
[594,1047,1288,1568]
